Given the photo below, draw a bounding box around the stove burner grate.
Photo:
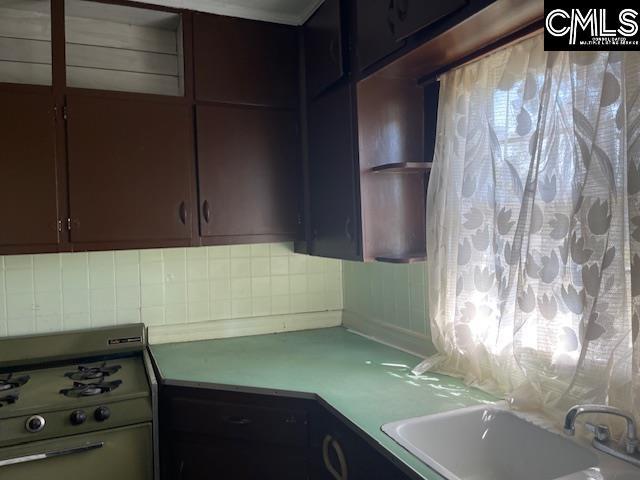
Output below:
[60,379,123,397]
[0,373,30,392]
[64,362,122,381]
[0,393,18,407]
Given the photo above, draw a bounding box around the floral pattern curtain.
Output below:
[426,32,640,426]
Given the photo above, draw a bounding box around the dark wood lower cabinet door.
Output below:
[0,89,60,250]
[65,95,195,248]
[308,84,361,260]
[196,104,299,243]
[170,439,308,480]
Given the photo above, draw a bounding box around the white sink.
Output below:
[382,404,601,480]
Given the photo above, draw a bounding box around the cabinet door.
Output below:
[310,409,408,480]
[304,0,344,99]
[196,105,299,241]
[0,89,60,250]
[393,0,468,40]
[193,14,298,108]
[66,95,194,247]
[356,0,404,71]
[308,84,360,260]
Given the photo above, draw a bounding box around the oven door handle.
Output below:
[0,441,104,468]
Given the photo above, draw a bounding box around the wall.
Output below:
[0,242,342,340]
[342,260,435,356]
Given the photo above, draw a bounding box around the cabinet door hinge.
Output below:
[57,219,62,232]
[66,218,72,231]
[63,106,68,121]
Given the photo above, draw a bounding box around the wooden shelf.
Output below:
[375,253,426,263]
[371,162,432,174]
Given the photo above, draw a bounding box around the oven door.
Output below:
[0,423,152,480]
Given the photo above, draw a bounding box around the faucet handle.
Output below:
[585,422,611,443]
[625,437,638,455]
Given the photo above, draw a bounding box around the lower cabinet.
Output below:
[160,385,411,480]
[309,406,408,480]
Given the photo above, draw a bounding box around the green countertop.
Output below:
[151,327,496,479]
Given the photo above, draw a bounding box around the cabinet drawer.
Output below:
[169,397,308,447]
[169,438,308,480]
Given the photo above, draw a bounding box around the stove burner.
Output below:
[0,394,18,407]
[64,362,121,381]
[60,379,122,398]
[0,373,30,392]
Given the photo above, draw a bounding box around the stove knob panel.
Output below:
[94,406,111,422]
[26,415,45,433]
[70,409,87,425]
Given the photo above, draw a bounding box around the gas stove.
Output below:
[0,324,156,480]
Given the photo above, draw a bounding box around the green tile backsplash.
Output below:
[0,243,342,337]
[343,260,434,353]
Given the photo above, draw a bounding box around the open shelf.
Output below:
[371,162,432,174]
[375,253,427,263]
[65,0,184,96]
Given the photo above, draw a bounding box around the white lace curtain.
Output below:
[426,32,640,425]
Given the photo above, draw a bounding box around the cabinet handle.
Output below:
[387,0,396,34]
[0,441,103,467]
[333,438,348,480]
[202,200,211,223]
[223,415,252,426]
[345,217,352,243]
[179,201,187,225]
[396,0,409,21]
[322,435,348,480]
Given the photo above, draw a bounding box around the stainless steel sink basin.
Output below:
[383,404,602,480]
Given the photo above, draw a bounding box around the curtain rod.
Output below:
[418,21,544,86]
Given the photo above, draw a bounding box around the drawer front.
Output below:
[169,438,308,480]
[0,423,152,480]
[170,397,308,447]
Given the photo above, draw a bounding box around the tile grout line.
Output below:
[0,257,6,335]
[29,255,36,334]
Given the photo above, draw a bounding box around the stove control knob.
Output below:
[70,410,87,426]
[26,415,45,433]
[94,406,110,422]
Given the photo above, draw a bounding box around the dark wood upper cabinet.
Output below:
[0,89,60,250]
[193,13,299,108]
[304,0,344,99]
[65,95,195,247]
[356,0,405,71]
[196,105,299,242]
[308,84,360,261]
[392,0,468,41]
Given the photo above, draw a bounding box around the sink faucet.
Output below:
[564,404,640,467]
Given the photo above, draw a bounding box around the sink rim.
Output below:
[381,403,601,480]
